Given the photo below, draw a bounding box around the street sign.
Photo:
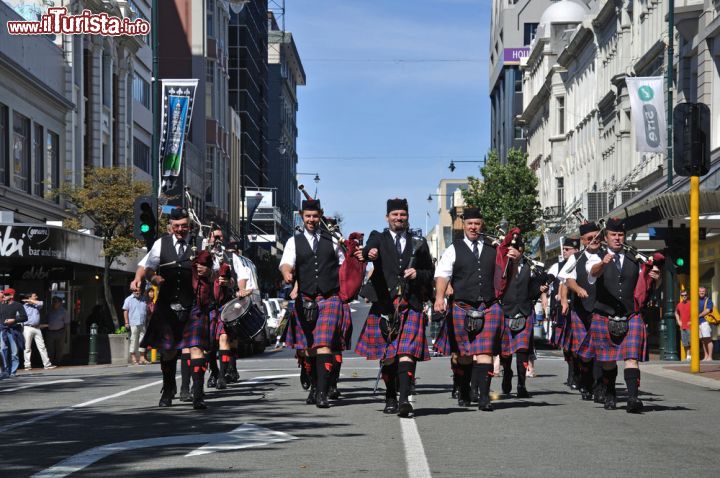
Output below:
[647,227,706,240]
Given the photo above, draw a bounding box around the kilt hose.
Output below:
[284,295,346,351]
[590,313,646,362]
[501,312,535,355]
[439,302,503,357]
[569,310,594,360]
[142,303,209,351]
[355,305,429,361]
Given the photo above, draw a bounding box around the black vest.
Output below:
[157,235,195,307]
[501,259,533,317]
[295,231,340,296]
[451,238,496,304]
[573,252,597,316]
[549,259,567,312]
[593,251,640,317]
[373,230,414,296]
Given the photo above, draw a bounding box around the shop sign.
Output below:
[0,225,66,259]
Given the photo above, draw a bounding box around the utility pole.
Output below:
[151,0,160,196]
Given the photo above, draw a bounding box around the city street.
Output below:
[1,302,718,478]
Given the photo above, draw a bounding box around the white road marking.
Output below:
[235,374,297,385]
[32,423,297,478]
[400,417,432,478]
[0,379,84,393]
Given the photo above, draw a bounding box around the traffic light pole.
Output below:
[690,176,700,372]
[151,0,160,196]
[661,220,679,361]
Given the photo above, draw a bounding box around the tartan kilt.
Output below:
[141,304,185,351]
[208,308,226,344]
[284,295,345,351]
[570,310,594,359]
[550,307,567,348]
[501,312,535,355]
[590,313,646,362]
[447,302,503,357]
[433,318,452,356]
[340,303,354,350]
[557,311,574,352]
[176,304,210,350]
[355,306,429,361]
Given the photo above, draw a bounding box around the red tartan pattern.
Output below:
[501,312,535,355]
[284,295,346,351]
[340,303,354,350]
[141,304,185,351]
[590,313,646,362]
[355,306,429,361]
[177,304,210,350]
[438,302,503,357]
[570,310,594,359]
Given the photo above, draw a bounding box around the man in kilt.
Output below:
[356,198,434,418]
[547,238,579,389]
[585,218,662,413]
[433,208,504,412]
[498,233,548,399]
[559,223,603,401]
[280,199,361,408]
[131,207,209,410]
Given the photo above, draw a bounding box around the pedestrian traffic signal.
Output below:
[673,103,711,177]
[133,196,157,249]
[665,235,690,275]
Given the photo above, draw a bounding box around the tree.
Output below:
[57,167,151,329]
[462,148,541,237]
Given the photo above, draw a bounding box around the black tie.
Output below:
[177,239,186,257]
[395,234,402,256]
[472,241,479,260]
[312,234,319,254]
[613,253,622,272]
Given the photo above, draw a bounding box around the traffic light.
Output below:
[133,196,157,249]
[666,234,690,275]
[673,103,711,176]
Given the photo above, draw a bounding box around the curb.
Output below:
[640,363,720,391]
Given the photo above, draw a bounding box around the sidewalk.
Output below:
[641,361,720,390]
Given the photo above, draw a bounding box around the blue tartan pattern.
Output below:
[433,319,451,356]
[439,302,503,357]
[570,310,594,359]
[284,295,346,350]
[550,307,567,348]
[177,304,210,350]
[141,304,185,351]
[501,312,535,355]
[590,313,645,362]
[355,306,429,361]
[341,303,354,350]
[208,308,226,343]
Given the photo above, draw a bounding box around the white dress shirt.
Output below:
[434,236,485,279]
[557,250,598,282]
[586,249,623,285]
[388,230,407,254]
[279,228,345,269]
[138,234,190,269]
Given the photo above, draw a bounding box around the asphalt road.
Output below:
[1,301,718,477]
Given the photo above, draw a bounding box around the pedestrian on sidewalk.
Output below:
[675,289,691,360]
[1,288,28,378]
[123,288,149,365]
[699,287,714,361]
[21,293,55,370]
[46,297,69,366]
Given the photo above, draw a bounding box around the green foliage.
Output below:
[462,148,541,237]
[114,326,128,335]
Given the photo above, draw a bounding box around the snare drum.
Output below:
[221,297,267,340]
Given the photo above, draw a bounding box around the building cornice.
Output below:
[0,51,74,111]
[557,25,594,68]
[518,68,552,123]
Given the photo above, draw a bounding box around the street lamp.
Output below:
[297,172,320,183]
[448,157,486,172]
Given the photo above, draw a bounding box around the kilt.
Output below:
[209,309,226,343]
[355,306,429,361]
[442,302,503,357]
[550,307,568,348]
[590,313,645,362]
[340,303,354,350]
[569,310,593,359]
[433,318,452,356]
[284,295,346,351]
[501,312,535,355]
[141,303,209,351]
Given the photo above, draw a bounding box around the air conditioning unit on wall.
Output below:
[582,192,609,221]
[615,190,640,207]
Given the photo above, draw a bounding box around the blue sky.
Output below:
[285,0,491,237]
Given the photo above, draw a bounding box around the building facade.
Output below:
[426,178,468,259]
[489,0,556,163]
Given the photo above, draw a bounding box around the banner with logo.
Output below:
[159,79,198,193]
[626,76,666,153]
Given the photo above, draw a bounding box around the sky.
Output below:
[284,0,491,237]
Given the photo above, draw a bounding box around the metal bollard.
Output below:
[89,322,98,365]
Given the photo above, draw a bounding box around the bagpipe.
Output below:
[494,226,553,299]
[298,184,366,302]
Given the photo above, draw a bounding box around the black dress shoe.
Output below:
[478,397,494,412]
[580,390,593,401]
[328,385,340,400]
[207,374,217,389]
[471,388,479,403]
[451,383,459,399]
[306,388,317,405]
[626,397,644,414]
[216,376,227,390]
[604,394,617,410]
[398,401,414,418]
[171,385,177,398]
[300,369,311,390]
[516,386,530,399]
[316,392,330,408]
[457,397,471,407]
[158,392,172,407]
[502,370,513,395]
[594,385,606,404]
[193,394,207,410]
[384,398,399,414]
[179,388,192,402]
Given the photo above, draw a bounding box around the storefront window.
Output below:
[12,111,31,193]
[34,123,44,197]
[48,130,60,202]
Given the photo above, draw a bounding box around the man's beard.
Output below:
[389,221,407,232]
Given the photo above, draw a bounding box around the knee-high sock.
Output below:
[516,351,529,388]
[330,353,342,387]
[460,363,473,396]
[161,358,176,393]
[397,361,414,403]
[381,361,398,397]
[500,355,513,373]
[190,358,206,396]
[474,363,494,399]
[315,354,333,395]
[180,353,191,391]
[207,351,218,376]
[564,350,574,384]
[593,360,602,385]
[602,366,618,396]
[218,350,232,379]
[451,362,461,390]
[579,360,593,391]
[624,368,640,399]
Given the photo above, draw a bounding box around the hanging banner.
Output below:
[158,79,198,194]
[626,76,666,153]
